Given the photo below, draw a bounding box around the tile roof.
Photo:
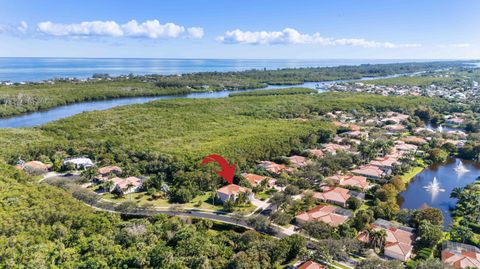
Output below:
[296,205,351,227]
[298,260,325,269]
[217,184,251,196]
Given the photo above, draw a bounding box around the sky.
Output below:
[0,0,479,59]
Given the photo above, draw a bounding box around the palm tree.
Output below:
[126,183,134,201]
[450,187,463,199]
[369,229,387,252]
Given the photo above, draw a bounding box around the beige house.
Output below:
[295,205,352,227]
[358,219,415,261]
[216,184,253,203]
[442,241,480,268]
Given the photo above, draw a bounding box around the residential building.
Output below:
[216,184,253,203]
[297,261,325,269]
[288,155,311,168]
[321,143,351,155]
[358,219,415,261]
[441,241,480,269]
[95,165,123,182]
[295,204,352,227]
[326,174,370,191]
[110,176,143,195]
[370,156,399,171]
[63,157,94,169]
[241,173,274,188]
[313,186,364,207]
[351,165,389,180]
[258,161,293,174]
[16,160,50,173]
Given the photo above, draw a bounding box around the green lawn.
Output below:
[400,160,426,183]
[102,191,256,213]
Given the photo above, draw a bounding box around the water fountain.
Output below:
[437,125,444,132]
[423,176,445,202]
[423,177,446,193]
[454,160,470,174]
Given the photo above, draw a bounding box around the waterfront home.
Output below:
[110,176,143,195]
[326,174,371,191]
[63,157,94,170]
[241,173,275,188]
[216,184,253,203]
[288,155,311,168]
[297,261,325,269]
[351,165,389,181]
[313,186,364,207]
[258,161,293,175]
[441,241,480,269]
[357,219,415,262]
[16,160,51,174]
[295,204,352,227]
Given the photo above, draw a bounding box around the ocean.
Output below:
[0,57,428,82]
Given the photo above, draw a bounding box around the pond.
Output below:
[398,158,480,228]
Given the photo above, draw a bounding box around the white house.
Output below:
[63,157,94,169]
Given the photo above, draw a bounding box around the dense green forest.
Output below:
[229,88,316,97]
[0,61,465,117]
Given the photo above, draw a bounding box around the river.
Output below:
[398,158,480,228]
[0,75,402,128]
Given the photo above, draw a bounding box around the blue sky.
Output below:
[1,0,479,59]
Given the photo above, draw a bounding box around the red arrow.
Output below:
[201,154,236,184]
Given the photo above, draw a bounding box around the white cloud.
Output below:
[217,28,421,48]
[187,27,204,39]
[438,43,471,48]
[37,20,203,39]
[17,21,28,34]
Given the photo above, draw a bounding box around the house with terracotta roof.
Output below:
[351,165,389,181]
[241,173,274,188]
[258,161,293,175]
[384,124,406,133]
[370,156,399,171]
[297,260,325,269]
[342,130,369,140]
[441,241,480,268]
[295,204,352,227]
[288,155,311,168]
[321,143,351,155]
[216,184,253,203]
[394,141,418,155]
[358,219,415,261]
[95,165,123,182]
[16,160,51,174]
[402,136,428,145]
[313,186,364,207]
[308,149,325,158]
[110,176,143,195]
[327,174,371,191]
